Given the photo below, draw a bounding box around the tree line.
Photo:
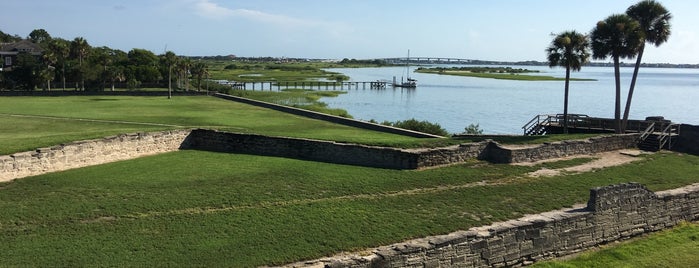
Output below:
[547,0,671,134]
[0,29,208,94]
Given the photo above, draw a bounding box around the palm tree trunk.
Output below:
[563,66,571,134]
[62,62,66,90]
[613,56,622,134]
[168,65,172,99]
[622,43,645,133]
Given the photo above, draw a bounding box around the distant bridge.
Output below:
[379,57,476,65]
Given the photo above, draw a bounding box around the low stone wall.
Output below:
[183,129,422,169]
[483,134,639,164]
[0,130,191,182]
[287,182,699,268]
[2,130,643,182]
[184,130,639,170]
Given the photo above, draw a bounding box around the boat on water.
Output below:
[393,49,417,88]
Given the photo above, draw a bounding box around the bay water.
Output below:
[320,66,699,134]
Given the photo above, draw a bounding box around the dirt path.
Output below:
[519,149,649,177]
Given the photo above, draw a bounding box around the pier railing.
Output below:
[523,114,677,136]
[216,80,390,91]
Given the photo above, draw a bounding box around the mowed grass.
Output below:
[0,96,424,154]
[0,150,697,266]
[533,222,699,268]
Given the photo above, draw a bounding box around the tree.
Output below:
[0,30,21,42]
[547,31,590,134]
[41,46,57,90]
[70,37,90,90]
[190,62,208,91]
[622,0,672,131]
[590,14,644,134]
[163,51,177,99]
[28,29,52,44]
[47,39,70,90]
[176,57,191,91]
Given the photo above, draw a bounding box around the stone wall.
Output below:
[2,130,643,182]
[0,130,191,182]
[185,130,639,170]
[483,134,639,164]
[287,182,699,268]
[183,129,422,169]
[676,124,699,155]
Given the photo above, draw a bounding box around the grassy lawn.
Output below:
[0,96,424,155]
[533,222,699,268]
[0,150,697,266]
[0,95,608,155]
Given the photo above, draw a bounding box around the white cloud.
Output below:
[192,0,310,28]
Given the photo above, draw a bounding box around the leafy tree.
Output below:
[28,29,52,44]
[547,31,590,134]
[70,37,90,90]
[590,14,643,134]
[5,53,42,90]
[622,0,672,131]
[127,48,161,86]
[0,30,21,42]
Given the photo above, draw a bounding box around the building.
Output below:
[0,40,44,72]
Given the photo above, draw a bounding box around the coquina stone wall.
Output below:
[285,182,699,268]
[184,129,423,169]
[184,130,640,169]
[0,130,191,182]
[2,129,642,182]
[483,134,640,164]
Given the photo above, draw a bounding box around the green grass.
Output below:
[0,150,697,266]
[0,96,423,155]
[533,221,699,268]
[0,96,612,155]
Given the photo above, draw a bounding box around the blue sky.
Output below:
[2,0,697,63]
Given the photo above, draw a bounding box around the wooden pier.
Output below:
[523,114,681,151]
[218,81,388,91]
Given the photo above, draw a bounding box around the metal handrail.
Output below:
[639,122,656,141]
[658,124,680,150]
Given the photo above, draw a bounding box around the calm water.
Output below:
[320,66,699,134]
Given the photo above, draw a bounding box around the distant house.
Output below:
[0,40,44,71]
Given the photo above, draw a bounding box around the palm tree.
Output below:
[41,48,57,91]
[622,0,672,131]
[590,14,644,134]
[163,51,177,99]
[190,62,208,91]
[70,37,90,90]
[547,31,590,134]
[176,58,192,91]
[47,39,69,90]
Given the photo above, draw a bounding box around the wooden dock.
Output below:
[523,114,681,151]
[217,81,388,91]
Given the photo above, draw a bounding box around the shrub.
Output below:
[463,123,484,135]
[382,118,448,136]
